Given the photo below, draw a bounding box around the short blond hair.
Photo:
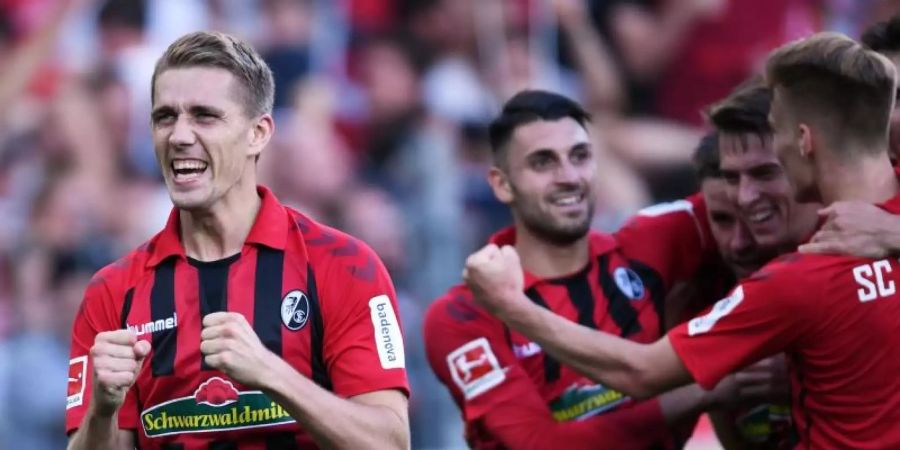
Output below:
[151,31,274,117]
[765,32,897,152]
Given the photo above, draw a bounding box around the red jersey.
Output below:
[669,194,900,449]
[66,186,409,449]
[424,195,715,449]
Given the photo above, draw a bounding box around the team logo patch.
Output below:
[614,267,644,300]
[141,377,295,438]
[280,290,310,331]
[447,338,505,400]
[66,356,87,410]
[369,295,405,369]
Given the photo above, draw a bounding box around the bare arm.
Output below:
[261,357,409,450]
[201,312,409,450]
[611,0,723,81]
[66,411,134,450]
[553,0,624,111]
[499,296,695,398]
[799,201,900,258]
[0,0,75,113]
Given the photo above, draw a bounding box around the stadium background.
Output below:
[0,0,893,448]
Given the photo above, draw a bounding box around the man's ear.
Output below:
[798,123,815,159]
[488,166,514,204]
[248,114,275,159]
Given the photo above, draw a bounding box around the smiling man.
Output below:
[466,33,900,449]
[424,90,753,450]
[65,32,410,450]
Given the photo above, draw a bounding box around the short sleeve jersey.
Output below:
[669,193,900,449]
[65,186,409,449]
[424,195,715,449]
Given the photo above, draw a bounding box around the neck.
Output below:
[817,150,898,205]
[513,225,591,279]
[180,178,260,261]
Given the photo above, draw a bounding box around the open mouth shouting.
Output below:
[171,158,209,185]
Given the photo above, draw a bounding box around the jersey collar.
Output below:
[147,185,288,267]
[487,226,617,290]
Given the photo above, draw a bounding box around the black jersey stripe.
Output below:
[524,287,561,383]
[596,255,642,337]
[208,441,237,450]
[307,264,333,390]
[120,287,134,329]
[267,431,299,450]
[150,258,177,377]
[254,247,285,357]
[562,272,597,329]
[194,256,238,371]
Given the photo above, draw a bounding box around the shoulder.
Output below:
[425,285,485,327]
[290,209,386,284]
[86,239,155,295]
[77,240,155,320]
[746,252,851,286]
[615,193,709,250]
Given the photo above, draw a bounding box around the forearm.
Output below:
[658,383,715,427]
[483,396,670,450]
[261,357,408,450]
[883,218,900,254]
[499,297,652,397]
[558,15,624,110]
[67,408,127,450]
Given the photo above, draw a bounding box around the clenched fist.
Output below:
[200,312,279,389]
[90,330,150,417]
[463,244,525,318]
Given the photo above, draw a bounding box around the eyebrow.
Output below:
[526,148,557,160]
[570,142,591,152]
[188,105,226,117]
[151,104,226,120]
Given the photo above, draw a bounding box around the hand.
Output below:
[552,0,589,26]
[200,312,279,388]
[799,202,896,259]
[89,330,150,417]
[709,355,790,410]
[463,244,525,319]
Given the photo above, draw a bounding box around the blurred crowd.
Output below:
[0,0,894,449]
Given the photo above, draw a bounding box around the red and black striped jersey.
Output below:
[66,186,409,449]
[424,195,716,449]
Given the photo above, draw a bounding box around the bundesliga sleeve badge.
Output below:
[67,356,88,410]
[447,338,506,400]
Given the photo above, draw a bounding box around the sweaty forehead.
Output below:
[153,67,243,110]
[508,118,589,157]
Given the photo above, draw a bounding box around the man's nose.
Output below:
[169,116,196,147]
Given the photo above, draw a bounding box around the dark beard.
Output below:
[519,210,592,246]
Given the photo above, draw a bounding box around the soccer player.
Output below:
[65,32,409,450]
[796,15,900,258]
[465,32,900,448]
[423,90,763,449]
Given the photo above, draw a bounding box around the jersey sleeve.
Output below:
[319,239,410,398]
[423,293,674,450]
[66,270,139,435]
[668,256,819,390]
[614,193,718,288]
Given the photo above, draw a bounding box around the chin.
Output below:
[168,192,212,211]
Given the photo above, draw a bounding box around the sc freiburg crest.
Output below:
[281,290,310,331]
